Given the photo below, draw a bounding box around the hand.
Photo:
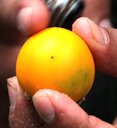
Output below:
[0,0,50,78]
[0,1,50,127]
[0,0,50,35]
[82,0,111,28]
[72,17,117,77]
[7,77,117,128]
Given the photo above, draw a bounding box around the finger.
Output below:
[0,0,50,34]
[72,17,117,77]
[99,18,112,28]
[82,0,111,26]
[7,76,48,128]
[33,89,114,128]
[17,0,50,34]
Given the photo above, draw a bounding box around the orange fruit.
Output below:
[16,27,95,101]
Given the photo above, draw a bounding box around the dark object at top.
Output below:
[45,0,84,29]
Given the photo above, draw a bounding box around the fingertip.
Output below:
[28,0,50,33]
[17,0,50,34]
[33,89,55,124]
[33,89,90,128]
[72,17,93,41]
[72,17,109,46]
[72,17,116,76]
[33,89,83,127]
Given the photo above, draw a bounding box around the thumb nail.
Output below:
[33,90,55,124]
[72,17,109,45]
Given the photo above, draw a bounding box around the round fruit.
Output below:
[16,27,95,101]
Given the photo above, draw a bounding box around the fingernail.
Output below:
[33,91,55,124]
[7,77,24,111]
[72,17,109,45]
[99,19,112,28]
[17,7,33,33]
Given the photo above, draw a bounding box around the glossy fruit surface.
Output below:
[16,27,95,101]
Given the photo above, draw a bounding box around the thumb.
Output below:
[33,89,114,128]
[72,17,117,77]
[17,0,50,34]
[0,0,50,34]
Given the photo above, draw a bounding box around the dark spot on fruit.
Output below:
[51,56,54,59]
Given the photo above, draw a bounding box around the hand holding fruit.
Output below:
[0,0,117,128]
[8,18,117,128]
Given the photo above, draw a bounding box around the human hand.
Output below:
[7,77,117,128]
[0,1,50,127]
[72,17,117,77]
[0,0,50,35]
[82,0,112,28]
[0,0,50,78]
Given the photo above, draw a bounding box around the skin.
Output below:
[82,0,111,27]
[73,17,117,77]
[0,0,50,127]
[0,0,117,128]
[0,0,50,78]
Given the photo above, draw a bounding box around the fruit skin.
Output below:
[16,27,95,101]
